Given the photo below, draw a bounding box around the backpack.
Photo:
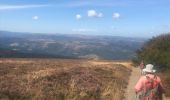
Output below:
[139,75,160,100]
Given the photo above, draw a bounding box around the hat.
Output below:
[142,64,156,73]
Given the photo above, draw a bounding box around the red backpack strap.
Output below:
[145,75,158,88]
[144,75,160,99]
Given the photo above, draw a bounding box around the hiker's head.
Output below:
[142,64,156,74]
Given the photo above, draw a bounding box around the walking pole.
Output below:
[134,95,137,100]
[134,92,137,100]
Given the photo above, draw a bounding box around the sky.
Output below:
[0,0,170,37]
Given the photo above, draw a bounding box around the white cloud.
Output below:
[112,13,120,19]
[98,13,103,17]
[72,28,97,32]
[32,16,39,20]
[87,10,103,18]
[76,14,82,20]
[88,10,97,17]
[0,4,49,10]
[57,1,128,8]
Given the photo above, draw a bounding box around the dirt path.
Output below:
[125,67,141,100]
[125,66,170,100]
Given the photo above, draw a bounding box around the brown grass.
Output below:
[0,58,131,100]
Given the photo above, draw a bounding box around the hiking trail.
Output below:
[125,66,170,100]
[125,67,140,100]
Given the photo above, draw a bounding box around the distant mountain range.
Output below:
[0,31,147,60]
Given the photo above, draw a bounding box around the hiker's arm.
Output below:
[134,77,144,92]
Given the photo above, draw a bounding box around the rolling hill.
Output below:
[0,31,146,60]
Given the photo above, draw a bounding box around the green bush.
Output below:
[134,33,170,97]
[135,34,170,70]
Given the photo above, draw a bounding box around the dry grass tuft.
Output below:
[0,58,131,100]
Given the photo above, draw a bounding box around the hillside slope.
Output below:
[0,58,131,100]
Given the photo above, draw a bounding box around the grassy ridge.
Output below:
[0,59,131,100]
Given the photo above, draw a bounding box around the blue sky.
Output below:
[0,0,170,37]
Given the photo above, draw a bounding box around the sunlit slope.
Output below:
[0,58,131,100]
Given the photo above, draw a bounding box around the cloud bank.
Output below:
[72,28,97,32]
[0,4,49,10]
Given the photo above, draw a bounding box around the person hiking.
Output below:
[139,61,145,75]
[134,64,165,100]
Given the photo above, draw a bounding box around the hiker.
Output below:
[134,64,165,100]
[139,61,145,75]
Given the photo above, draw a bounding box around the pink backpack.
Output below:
[139,75,160,100]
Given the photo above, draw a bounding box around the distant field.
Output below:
[0,58,131,100]
[0,31,146,60]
